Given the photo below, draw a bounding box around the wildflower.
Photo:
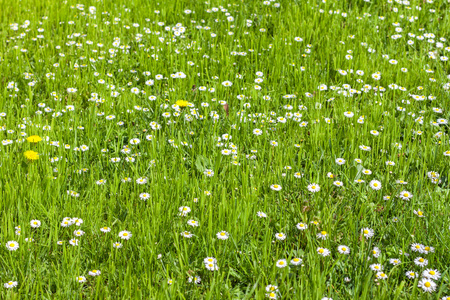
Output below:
[414,257,428,267]
[370,264,383,271]
[276,259,288,268]
[275,233,286,240]
[317,231,328,240]
[217,231,229,240]
[113,242,123,249]
[307,183,320,193]
[257,211,267,218]
[175,100,190,107]
[290,257,303,265]
[24,150,39,161]
[26,135,42,143]
[88,270,101,276]
[118,231,132,240]
[417,278,437,293]
[296,223,308,230]
[317,247,330,257]
[6,241,19,251]
[389,258,401,265]
[398,191,413,200]
[422,269,441,280]
[361,228,374,238]
[4,281,18,288]
[369,180,382,190]
[100,227,111,233]
[270,184,282,191]
[376,272,388,280]
[69,239,79,246]
[337,245,350,254]
[76,276,86,283]
[405,271,418,279]
[187,220,199,227]
[30,220,41,228]
[181,231,193,238]
[188,276,201,284]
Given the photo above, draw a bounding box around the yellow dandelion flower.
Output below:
[175,100,190,108]
[24,150,39,161]
[26,135,42,143]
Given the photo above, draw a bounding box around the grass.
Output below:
[0,0,449,298]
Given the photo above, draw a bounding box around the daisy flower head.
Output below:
[257,211,267,218]
[290,257,303,265]
[276,259,288,268]
[118,230,132,240]
[6,241,19,251]
[337,245,350,254]
[30,219,41,228]
[375,272,388,280]
[417,278,437,293]
[361,228,374,238]
[270,184,282,191]
[275,232,286,240]
[414,257,428,267]
[317,231,328,240]
[307,183,320,193]
[76,276,86,283]
[370,264,383,271]
[296,223,308,230]
[88,270,101,276]
[422,269,441,280]
[4,281,18,288]
[216,231,229,240]
[100,226,111,233]
[398,190,413,200]
[317,247,330,257]
[405,270,418,279]
[369,180,382,190]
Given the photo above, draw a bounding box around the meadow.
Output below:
[0,0,449,298]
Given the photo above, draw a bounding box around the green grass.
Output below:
[0,0,449,298]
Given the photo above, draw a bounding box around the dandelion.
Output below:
[24,150,39,161]
[26,135,42,143]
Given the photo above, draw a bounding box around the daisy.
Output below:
[361,228,374,238]
[369,180,382,190]
[181,231,193,238]
[337,245,350,255]
[257,211,267,218]
[276,259,288,268]
[316,231,328,240]
[118,230,132,240]
[6,241,19,251]
[290,257,303,265]
[417,278,437,293]
[76,276,86,283]
[307,183,320,193]
[296,223,308,230]
[317,247,330,257]
[30,219,41,228]
[405,270,418,279]
[270,184,282,191]
[88,270,101,276]
[275,233,286,240]
[4,281,18,288]
[216,231,229,240]
[414,257,428,267]
[422,269,441,280]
